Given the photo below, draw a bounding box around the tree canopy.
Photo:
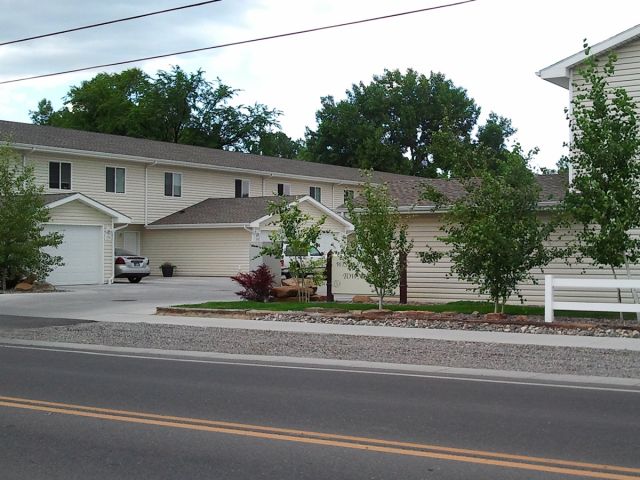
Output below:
[0,144,63,291]
[30,66,300,158]
[304,68,486,177]
[340,173,413,309]
[421,151,562,312]
[564,44,640,271]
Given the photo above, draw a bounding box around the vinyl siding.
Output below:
[407,214,640,305]
[297,201,347,232]
[30,152,146,224]
[142,228,251,276]
[262,178,361,209]
[571,37,640,113]
[47,200,114,282]
[27,151,364,225]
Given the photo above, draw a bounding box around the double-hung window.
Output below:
[164,172,182,197]
[309,186,322,202]
[277,183,291,196]
[235,179,250,198]
[106,167,125,193]
[49,162,71,190]
[343,189,355,203]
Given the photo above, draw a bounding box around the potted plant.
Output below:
[160,262,176,277]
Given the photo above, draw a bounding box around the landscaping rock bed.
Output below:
[157,307,640,338]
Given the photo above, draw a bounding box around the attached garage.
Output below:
[144,195,353,276]
[44,193,131,285]
[43,224,103,285]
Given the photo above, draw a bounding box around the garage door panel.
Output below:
[43,224,103,285]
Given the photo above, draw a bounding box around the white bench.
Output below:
[544,275,640,323]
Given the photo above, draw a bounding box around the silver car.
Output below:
[114,248,150,283]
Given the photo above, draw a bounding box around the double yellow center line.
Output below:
[1,395,638,479]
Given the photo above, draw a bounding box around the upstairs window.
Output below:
[277,183,291,196]
[49,161,71,190]
[106,167,125,194]
[235,179,250,198]
[309,186,321,202]
[343,189,355,203]
[164,172,182,197]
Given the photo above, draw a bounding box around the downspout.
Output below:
[144,161,157,225]
[21,147,35,170]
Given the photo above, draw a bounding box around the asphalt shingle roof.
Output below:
[149,196,300,226]
[0,120,412,184]
[1,121,568,210]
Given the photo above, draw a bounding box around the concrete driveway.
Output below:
[0,276,237,322]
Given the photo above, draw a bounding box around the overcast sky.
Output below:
[1,0,639,170]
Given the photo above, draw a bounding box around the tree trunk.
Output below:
[378,295,383,311]
[611,266,623,321]
[494,299,499,314]
[624,255,640,321]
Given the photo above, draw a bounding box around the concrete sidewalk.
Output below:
[82,311,640,351]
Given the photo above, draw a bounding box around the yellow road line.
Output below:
[1,396,638,480]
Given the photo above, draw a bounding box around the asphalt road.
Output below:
[1,343,639,480]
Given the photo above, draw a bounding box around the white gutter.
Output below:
[10,143,364,186]
[145,223,250,230]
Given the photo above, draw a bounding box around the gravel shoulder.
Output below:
[3,321,640,379]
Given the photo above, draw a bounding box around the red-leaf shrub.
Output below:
[230,264,275,302]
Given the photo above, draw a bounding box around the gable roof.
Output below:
[44,192,131,223]
[148,196,299,227]
[0,120,413,185]
[147,195,353,231]
[537,24,640,89]
[338,174,568,211]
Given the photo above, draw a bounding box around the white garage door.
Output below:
[43,224,103,285]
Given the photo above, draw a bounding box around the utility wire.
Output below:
[0,0,222,47]
[0,0,476,85]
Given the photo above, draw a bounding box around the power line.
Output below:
[0,0,476,86]
[0,0,222,47]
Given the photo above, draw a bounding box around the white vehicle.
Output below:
[280,245,325,279]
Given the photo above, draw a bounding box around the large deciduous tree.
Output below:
[341,174,413,309]
[0,144,63,291]
[30,66,299,157]
[304,69,480,177]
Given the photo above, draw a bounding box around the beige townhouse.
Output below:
[4,20,640,310]
[1,120,380,284]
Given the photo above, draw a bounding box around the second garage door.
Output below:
[43,224,103,285]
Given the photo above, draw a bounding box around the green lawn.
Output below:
[175,300,634,320]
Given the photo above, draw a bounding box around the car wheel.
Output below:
[128,277,142,283]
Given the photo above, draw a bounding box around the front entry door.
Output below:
[123,231,140,255]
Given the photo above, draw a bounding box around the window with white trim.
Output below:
[343,189,355,203]
[235,179,250,198]
[49,162,71,190]
[106,167,126,193]
[277,183,291,196]
[309,186,321,202]
[164,172,182,197]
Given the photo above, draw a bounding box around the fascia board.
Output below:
[12,142,364,186]
[46,193,131,223]
[145,223,249,230]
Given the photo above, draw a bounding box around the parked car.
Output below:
[114,248,150,283]
[281,245,325,279]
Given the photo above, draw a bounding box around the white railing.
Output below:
[544,275,640,323]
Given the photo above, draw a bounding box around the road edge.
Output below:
[2,337,640,389]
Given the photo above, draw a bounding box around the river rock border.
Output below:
[156,307,640,339]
